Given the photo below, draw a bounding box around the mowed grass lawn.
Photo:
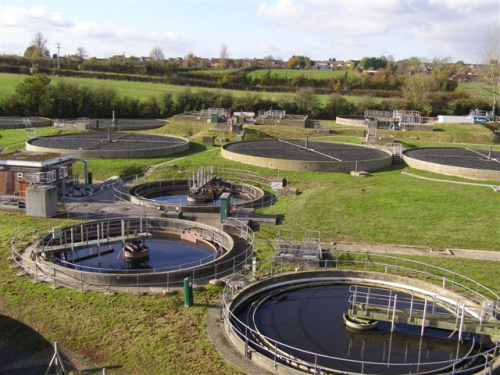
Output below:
[147,149,500,251]
[0,212,238,375]
[0,72,385,106]
[247,68,348,80]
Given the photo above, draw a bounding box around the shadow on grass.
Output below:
[0,314,53,374]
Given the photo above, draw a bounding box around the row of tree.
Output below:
[0,74,490,120]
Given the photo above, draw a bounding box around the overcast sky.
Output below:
[1,0,499,63]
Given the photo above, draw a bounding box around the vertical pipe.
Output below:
[409,294,414,321]
[458,303,465,341]
[391,295,397,332]
[387,291,392,317]
[71,227,74,262]
[421,299,428,336]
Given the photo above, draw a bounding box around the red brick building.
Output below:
[0,151,87,197]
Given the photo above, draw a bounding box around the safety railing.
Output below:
[10,218,255,292]
[221,254,500,375]
[113,167,279,211]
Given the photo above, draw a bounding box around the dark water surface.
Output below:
[237,284,477,374]
[54,234,216,272]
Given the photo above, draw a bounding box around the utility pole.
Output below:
[122,51,125,65]
[57,43,61,69]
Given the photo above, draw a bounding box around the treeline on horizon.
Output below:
[0,55,460,96]
[0,74,489,120]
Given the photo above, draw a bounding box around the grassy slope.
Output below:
[0,213,238,375]
[147,150,500,251]
[0,127,61,152]
[0,72,373,105]
[458,81,491,99]
[247,69,348,80]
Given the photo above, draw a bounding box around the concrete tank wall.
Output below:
[403,151,500,181]
[335,116,367,127]
[222,142,393,172]
[438,116,474,124]
[0,116,51,129]
[26,135,190,159]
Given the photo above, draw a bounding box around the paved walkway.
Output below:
[401,170,500,191]
[206,297,273,375]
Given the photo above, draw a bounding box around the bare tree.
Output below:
[25,32,50,58]
[183,52,197,68]
[150,47,165,61]
[220,44,228,68]
[481,30,500,119]
[76,47,88,61]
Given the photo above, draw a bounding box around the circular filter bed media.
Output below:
[222,140,393,172]
[26,132,189,158]
[403,147,500,181]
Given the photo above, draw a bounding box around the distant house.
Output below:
[168,57,183,65]
[449,68,480,83]
[449,73,469,82]
[334,61,346,69]
[418,62,433,73]
[314,61,332,70]
[362,69,385,76]
[210,58,221,68]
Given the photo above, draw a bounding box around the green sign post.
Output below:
[220,192,232,223]
[184,277,193,307]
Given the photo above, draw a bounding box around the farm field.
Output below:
[247,68,348,80]
[458,81,491,99]
[0,72,386,106]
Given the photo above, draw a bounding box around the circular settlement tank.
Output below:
[129,178,265,212]
[26,132,190,159]
[33,218,242,289]
[226,272,499,375]
[53,231,218,272]
[222,140,393,172]
[403,147,500,181]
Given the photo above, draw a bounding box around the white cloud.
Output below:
[0,6,190,57]
[256,0,499,61]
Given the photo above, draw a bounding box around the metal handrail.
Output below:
[10,218,255,291]
[221,256,500,375]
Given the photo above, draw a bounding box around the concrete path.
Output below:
[206,297,273,375]
[401,170,500,190]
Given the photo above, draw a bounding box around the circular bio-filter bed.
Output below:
[232,281,488,374]
[222,140,393,172]
[0,116,51,129]
[403,147,500,181]
[26,132,189,159]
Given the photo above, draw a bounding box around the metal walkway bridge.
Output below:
[347,285,500,339]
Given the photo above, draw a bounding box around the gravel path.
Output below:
[225,140,388,162]
[404,148,500,171]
